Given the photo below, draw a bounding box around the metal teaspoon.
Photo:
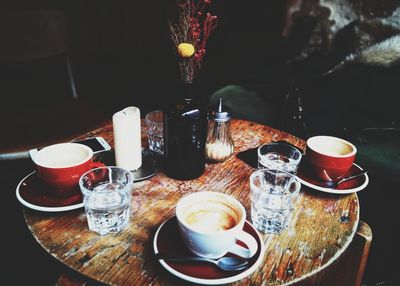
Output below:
[156,253,249,271]
[320,171,368,189]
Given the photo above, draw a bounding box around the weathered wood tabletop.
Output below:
[23,119,359,285]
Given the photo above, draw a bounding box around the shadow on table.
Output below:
[2,158,65,285]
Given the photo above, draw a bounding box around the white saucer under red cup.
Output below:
[16,171,84,212]
[297,156,369,194]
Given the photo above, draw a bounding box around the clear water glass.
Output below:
[250,168,301,234]
[145,110,164,154]
[79,166,134,235]
[257,142,302,174]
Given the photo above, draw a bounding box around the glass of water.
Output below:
[250,168,301,234]
[257,142,302,174]
[145,110,164,155]
[79,166,134,235]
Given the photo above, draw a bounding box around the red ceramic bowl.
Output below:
[306,136,357,182]
[34,143,104,197]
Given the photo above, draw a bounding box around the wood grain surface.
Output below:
[23,119,359,285]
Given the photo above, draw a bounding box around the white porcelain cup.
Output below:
[176,191,258,259]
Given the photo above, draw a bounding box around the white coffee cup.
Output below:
[176,191,258,259]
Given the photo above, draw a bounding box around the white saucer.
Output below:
[297,163,369,194]
[16,171,84,212]
[153,216,265,285]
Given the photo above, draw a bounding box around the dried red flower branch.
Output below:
[170,0,218,83]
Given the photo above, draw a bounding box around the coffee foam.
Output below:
[317,142,352,156]
[36,143,91,168]
[182,200,240,233]
[308,136,355,157]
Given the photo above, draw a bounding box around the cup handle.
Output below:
[90,161,106,169]
[86,162,107,182]
[228,230,258,259]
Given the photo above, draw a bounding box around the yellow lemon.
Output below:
[177,43,195,58]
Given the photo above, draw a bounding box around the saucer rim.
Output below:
[16,171,84,212]
[297,163,369,194]
[153,216,265,285]
[131,149,159,182]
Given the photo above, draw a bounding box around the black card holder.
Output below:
[236,147,258,168]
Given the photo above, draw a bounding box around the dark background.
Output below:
[2,0,286,105]
[0,0,286,152]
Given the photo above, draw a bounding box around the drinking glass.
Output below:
[250,168,301,234]
[79,166,134,235]
[145,110,164,155]
[257,142,302,174]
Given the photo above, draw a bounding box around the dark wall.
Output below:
[1,1,287,113]
[59,0,287,111]
[65,1,286,103]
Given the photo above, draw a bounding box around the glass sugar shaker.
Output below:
[205,98,234,162]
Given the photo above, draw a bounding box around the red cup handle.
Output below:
[90,161,106,169]
[86,161,107,182]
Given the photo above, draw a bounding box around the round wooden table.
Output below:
[23,119,359,285]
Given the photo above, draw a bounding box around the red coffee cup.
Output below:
[32,143,105,197]
[306,136,357,182]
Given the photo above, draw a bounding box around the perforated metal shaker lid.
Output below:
[209,98,231,122]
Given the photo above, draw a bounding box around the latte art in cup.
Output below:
[35,144,91,168]
[181,200,240,233]
[176,191,258,259]
[307,137,354,156]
